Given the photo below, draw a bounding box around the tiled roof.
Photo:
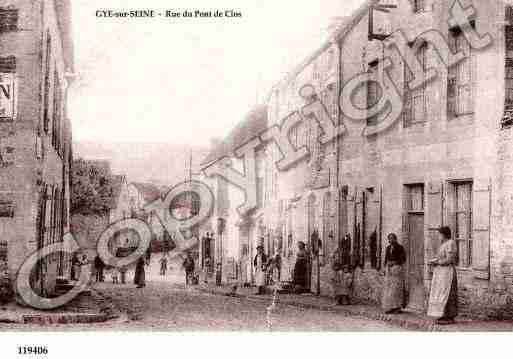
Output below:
[200,104,268,167]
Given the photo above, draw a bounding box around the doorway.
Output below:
[405,184,426,312]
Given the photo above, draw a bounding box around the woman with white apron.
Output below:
[254,245,268,295]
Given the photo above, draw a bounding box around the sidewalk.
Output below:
[196,283,513,332]
[0,288,118,325]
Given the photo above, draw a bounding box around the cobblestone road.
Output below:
[94,281,405,331]
[0,278,402,331]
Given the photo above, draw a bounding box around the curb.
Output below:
[0,288,119,326]
[22,313,115,325]
[196,287,439,332]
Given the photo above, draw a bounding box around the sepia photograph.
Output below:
[1,0,513,357]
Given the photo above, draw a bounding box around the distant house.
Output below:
[128,182,162,214]
[108,175,130,223]
[71,168,131,259]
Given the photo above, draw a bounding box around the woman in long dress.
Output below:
[382,233,406,314]
[293,241,308,293]
[134,256,146,288]
[253,245,267,295]
[428,226,458,325]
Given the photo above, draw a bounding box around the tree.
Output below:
[71,158,114,216]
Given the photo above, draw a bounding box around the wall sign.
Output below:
[0,72,16,122]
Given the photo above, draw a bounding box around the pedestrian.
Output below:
[292,241,308,294]
[160,254,168,276]
[134,256,146,288]
[253,244,267,295]
[427,226,458,325]
[382,233,407,314]
[182,252,195,286]
[332,240,353,305]
[267,250,281,285]
[94,255,105,283]
[111,269,119,284]
[71,253,80,281]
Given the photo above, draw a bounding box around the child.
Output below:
[332,265,353,305]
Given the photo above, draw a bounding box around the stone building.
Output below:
[321,0,513,319]
[199,106,268,285]
[0,0,74,299]
[201,0,513,319]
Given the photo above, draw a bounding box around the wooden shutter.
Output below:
[427,181,443,265]
[472,179,491,279]
[356,190,365,268]
[377,185,383,271]
[44,185,53,248]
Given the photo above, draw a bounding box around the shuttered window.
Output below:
[0,8,18,32]
[448,181,473,268]
[0,56,16,73]
[503,9,513,128]
[413,0,425,13]
[404,44,427,127]
[367,63,380,126]
[448,28,475,117]
[52,69,64,156]
[43,33,52,133]
[322,192,332,259]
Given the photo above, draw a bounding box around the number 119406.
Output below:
[18,346,48,356]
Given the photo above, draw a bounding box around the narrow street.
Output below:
[90,280,404,331]
[1,272,403,331]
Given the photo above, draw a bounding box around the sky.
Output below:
[69,0,365,146]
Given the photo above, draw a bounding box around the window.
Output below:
[404,44,427,127]
[0,241,6,261]
[367,62,380,126]
[322,192,332,260]
[503,20,513,128]
[448,28,474,117]
[413,0,425,13]
[0,8,18,32]
[407,185,425,212]
[43,32,52,133]
[52,68,62,155]
[449,181,473,267]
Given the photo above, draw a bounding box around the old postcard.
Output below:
[1,0,513,357]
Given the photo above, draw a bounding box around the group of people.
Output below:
[379,227,458,324]
[252,244,284,295]
[254,225,459,325]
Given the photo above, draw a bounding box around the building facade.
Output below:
[0,0,74,299]
[202,0,513,319]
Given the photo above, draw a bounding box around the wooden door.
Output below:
[407,213,425,311]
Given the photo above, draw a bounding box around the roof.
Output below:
[264,0,375,102]
[108,175,126,210]
[54,0,74,72]
[200,104,268,167]
[131,182,162,203]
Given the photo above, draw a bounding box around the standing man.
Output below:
[382,233,406,314]
[183,252,195,286]
[159,254,168,276]
[94,255,105,283]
